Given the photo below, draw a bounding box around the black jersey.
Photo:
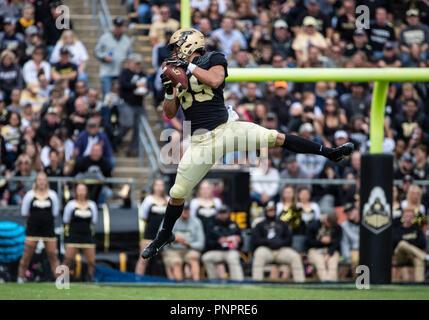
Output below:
[140,195,168,240]
[21,189,59,238]
[176,51,229,135]
[63,200,98,244]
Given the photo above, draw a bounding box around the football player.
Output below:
[142,28,354,259]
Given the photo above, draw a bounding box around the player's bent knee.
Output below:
[169,184,188,199]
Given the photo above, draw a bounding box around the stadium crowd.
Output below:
[0,0,428,282]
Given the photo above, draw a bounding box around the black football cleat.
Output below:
[327,142,354,163]
[141,232,175,259]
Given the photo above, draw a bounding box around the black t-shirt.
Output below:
[52,62,78,91]
[368,22,396,52]
[335,14,356,43]
[176,51,228,135]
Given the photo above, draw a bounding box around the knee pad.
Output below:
[169,184,188,199]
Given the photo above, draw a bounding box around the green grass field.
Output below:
[1,283,429,300]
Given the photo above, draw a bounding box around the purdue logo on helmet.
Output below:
[168,28,206,60]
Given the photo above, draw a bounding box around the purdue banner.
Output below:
[359,154,393,284]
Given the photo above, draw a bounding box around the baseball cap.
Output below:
[344,202,355,212]
[306,0,319,6]
[401,153,413,163]
[384,41,395,50]
[403,174,414,183]
[3,17,16,25]
[183,201,191,210]
[25,25,39,36]
[60,46,71,55]
[266,112,277,121]
[303,16,317,26]
[354,29,366,36]
[265,201,276,210]
[129,53,142,63]
[406,9,419,17]
[299,122,314,134]
[20,100,32,108]
[286,154,297,163]
[113,17,124,26]
[274,19,288,29]
[334,130,348,140]
[274,80,288,89]
[47,107,58,114]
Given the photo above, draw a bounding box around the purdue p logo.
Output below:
[362,187,391,234]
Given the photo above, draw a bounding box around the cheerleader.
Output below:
[18,171,60,283]
[62,183,98,281]
[135,179,168,275]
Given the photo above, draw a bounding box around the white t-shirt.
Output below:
[50,41,89,67]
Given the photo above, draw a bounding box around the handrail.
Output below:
[92,0,113,37]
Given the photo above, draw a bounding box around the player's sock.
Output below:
[283,134,354,162]
[159,202,184,236]
[283,133,330,156]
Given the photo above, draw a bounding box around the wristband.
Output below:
[187,63,197,74]
[165,93,174,100]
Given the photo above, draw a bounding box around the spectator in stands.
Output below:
[133,0,152,24]
[413,144,429,180]
[94,17,131,96]
[297,186,321,225]
[51,47,78,91]
[162,202,205,281]
[19,82,46,115]
[340,82,370,120]
[72,143,112,201]
[202,205,244,281]
[399,9,429,65]
[294,0,332,38]
[0,1,21,19]
[335,0,356,45]
[8,154,37,205]
[0,95,8,127]
[6,88,21,113]
[401,184,427,229]
[317,98,347,147]
[63,183,98,282]
[252,201,305,282]
[295,123,327,178]
[228,48,258,69]
[50,30,89,83]
[306,212,342,282]
[340,201,360,276]
[42,1,73,56]
[251,157,280,206]
[393,207,427,282]
[149,5,179,46]
[17,171,60,283]
[16,3,35,35]
[279,154,310,191]
[36,107,60,147]
[0,50,23,102]
[118,53,148,157]
[393,98,429,143]
[206,0,223,30]
[344,29,373,60]
[0,17,26,63]
[135,178,168,275]
[368,7,396,59]
[269,81,293,132]
[190,180,223,237]
[377,42,401,68]
[66,96,90,137]
[211,16,247,59]
[44,149,65,191]
[22,25,46,65]
[292,16,327,66]
[73,113,114,166]
[1,111,21,164]
[21,141,42,172]
[395,153,415,180]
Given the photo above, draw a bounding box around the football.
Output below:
[162,62,188,90]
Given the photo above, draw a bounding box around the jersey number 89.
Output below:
[179,75,214,110]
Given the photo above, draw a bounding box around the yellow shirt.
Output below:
[292,31,328,61]
[149,18,180,44]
